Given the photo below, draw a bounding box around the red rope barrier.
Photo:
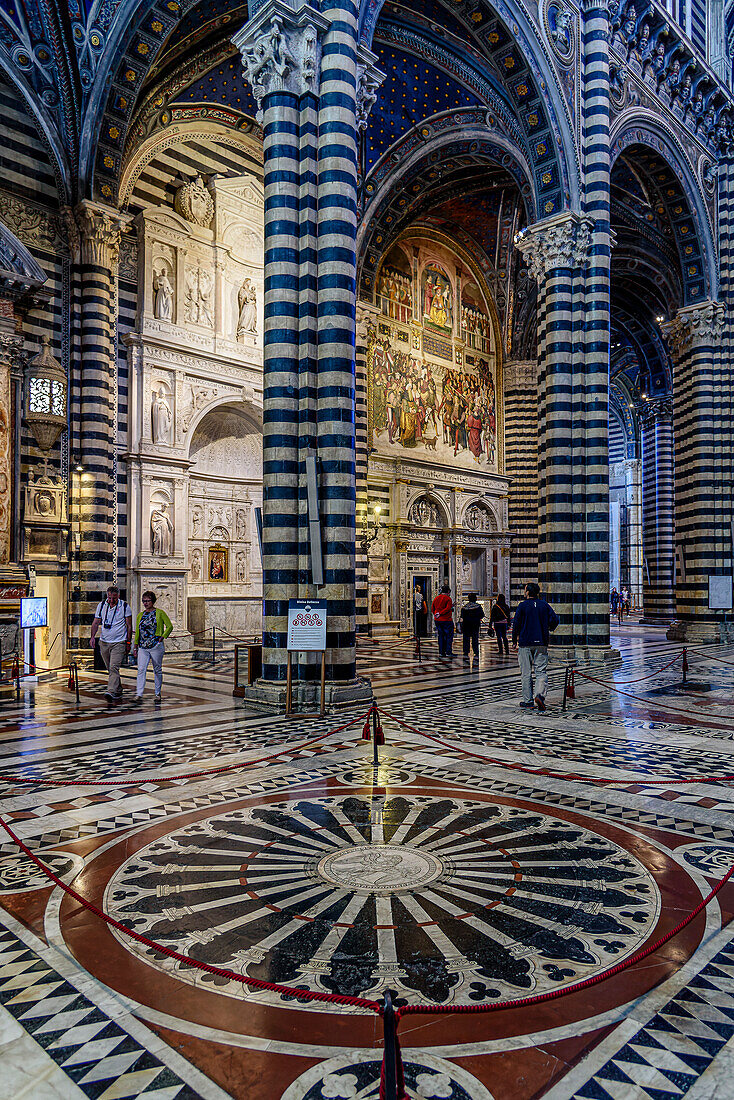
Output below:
[585,651,683,685]
[395,864,734,1023]
[0,708,373,789]
[0,815,381,1011]
[379,708,734,787]
[572,669,734,723]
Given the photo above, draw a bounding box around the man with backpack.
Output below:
[511,582,559,711]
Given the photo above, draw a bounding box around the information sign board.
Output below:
[709,575,733,611]
[287,599,327,651]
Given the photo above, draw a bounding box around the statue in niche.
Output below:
[462,558,473,587]
[151,389,172,444]
[236,552,247,582]
[151,503,173,557]
[192,509,202,536]
[153,270,173,321]
[191,549,202,581]
[184,266,214,327]
[199,267,213,327]
[236,278,257,339]
[236,511,247,540]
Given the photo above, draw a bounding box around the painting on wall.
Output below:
[208,545,228,582]
[422,262,453,334]
[368,334,497,471]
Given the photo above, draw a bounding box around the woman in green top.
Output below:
[132,591,173,703]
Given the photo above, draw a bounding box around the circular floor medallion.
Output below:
[280,1050,494,1099]
[676,841,734,877]
[317,844,443,894]
[101,794,661,1010]
[0,849,83,894]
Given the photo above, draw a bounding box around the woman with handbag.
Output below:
[489,594,511,655]
[132,591,173,703]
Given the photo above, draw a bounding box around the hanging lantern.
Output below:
[25,336,67,451]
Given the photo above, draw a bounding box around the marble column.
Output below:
[503,359,538,606]
[663,301,729,641]
[234,2,383,705]
[516,211,612,656]
[0,326,22,567]
[355,300,379,634]
[71,202,129,643]
[640,397,675,623]
[623,458,643,611]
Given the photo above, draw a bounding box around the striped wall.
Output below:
[0,76,69,571]
[503,360,538,606]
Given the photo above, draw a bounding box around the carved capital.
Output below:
[232,1,328,119]
[75,201,132,269]
[515,211,593,282]
[503,359,537,390]
[356,46,385,131]
[639,395,673,427]
[356,299,380,345]
[662,300,727,355]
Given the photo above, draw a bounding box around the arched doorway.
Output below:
[187,402,263,639]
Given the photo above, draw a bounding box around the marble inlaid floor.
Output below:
[2,624,734,1098]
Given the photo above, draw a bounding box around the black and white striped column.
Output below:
[580,0,613,651]
[516,212,604,654]
[664,302,728,641]
[355,300,379,634]
[234,5,382,704]
[503,360,538,607]
[71,202,129,645]
[640,397,675,623]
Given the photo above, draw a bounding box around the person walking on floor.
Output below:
[459,593,485,661]
[90,585,133,704]
[431,583,455,658]
[489,594,511,655]
[132,591,173,703]
[511,582,559,711]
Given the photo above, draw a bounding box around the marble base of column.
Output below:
[666,619,734,644]
[242,676,374,713]
[550,644,622,662]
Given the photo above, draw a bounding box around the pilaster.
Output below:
[663,301,730,642]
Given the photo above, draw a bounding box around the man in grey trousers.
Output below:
[511,582,559,711]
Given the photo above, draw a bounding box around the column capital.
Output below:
[75,201,132,268]
[639,395,673,426]
[356,299,380,343]
[232,1,329,118]
[661,300,727,355]
[514,211,593,282]
[503,359,537,388]
[356,46,385,131]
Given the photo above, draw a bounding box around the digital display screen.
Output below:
[20,596,47,629]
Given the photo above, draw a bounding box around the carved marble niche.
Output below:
[134,173,264,362]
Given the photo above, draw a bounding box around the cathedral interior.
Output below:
[2,0,734,1098]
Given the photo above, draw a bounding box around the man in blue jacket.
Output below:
[511,582,559,711]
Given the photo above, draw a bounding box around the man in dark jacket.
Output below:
[459,593,485,661]
[511,582,559,711]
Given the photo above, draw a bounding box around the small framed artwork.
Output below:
[208,545,228,582]
[371,593,382,615]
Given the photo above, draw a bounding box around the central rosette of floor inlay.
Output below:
[316,844,444,894]
[101,794,662,1010]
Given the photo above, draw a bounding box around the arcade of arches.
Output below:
[1,0,734,1097]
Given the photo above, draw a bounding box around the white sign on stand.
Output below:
[287,600,327,651]
[709,575,733,611]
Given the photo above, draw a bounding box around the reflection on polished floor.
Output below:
[2,624,734,1099]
